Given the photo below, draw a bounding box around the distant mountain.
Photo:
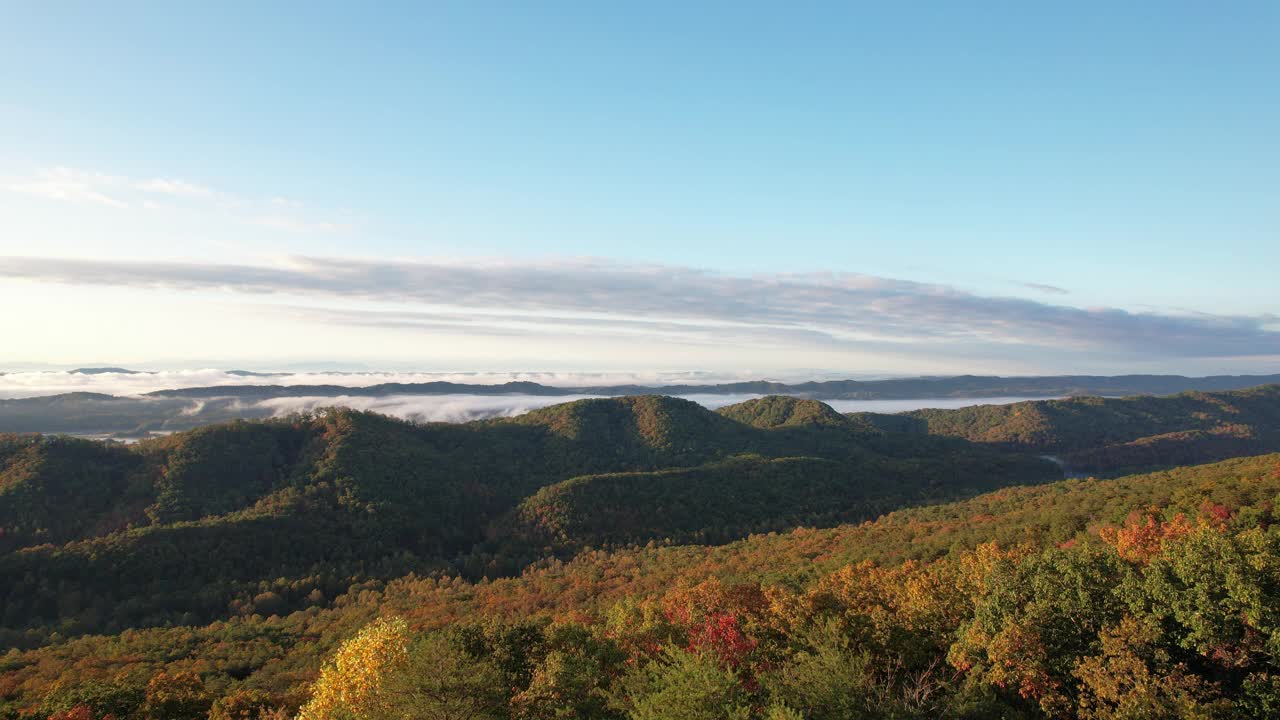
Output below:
[853,384,1280,475]
[5,373,1280,436]
[143,372,1280,400]
[68,366,141,374]
[0,393,229,435]
[225,369,285,376]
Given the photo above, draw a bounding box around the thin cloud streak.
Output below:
[1,255,1277,359]
[1023,282,1070,295]
[2,167,343,233]
[4,168,131,208]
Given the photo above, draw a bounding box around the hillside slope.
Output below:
[0,396,1056,643]
[2,454,1276,719]
[853,383,1280,474]
[494,397,1055,559]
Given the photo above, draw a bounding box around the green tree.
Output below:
[512,624,627,720]
[37,680,144,720]
[1073,615,1225,720]
[1125,526,1280,667]
[619,647,752,720]
[383,633,508,720]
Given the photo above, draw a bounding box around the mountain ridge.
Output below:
[6,374,1280,436]
[137,372,1280,400]
[852,384,1280,475]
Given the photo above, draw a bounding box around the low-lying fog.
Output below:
[0,369,1051,436]
[45,393,1047,441]
[225,392,1046,424]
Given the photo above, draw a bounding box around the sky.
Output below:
[1,2,1277,376]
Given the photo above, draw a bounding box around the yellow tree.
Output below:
[296,617,411,720]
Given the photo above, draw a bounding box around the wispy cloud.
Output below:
[133,177,218,199]
[1023,282,1069,295]
[2,166,342,233]
[1,255,1277,360]
[4,168,131,208]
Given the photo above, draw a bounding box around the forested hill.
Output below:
[2,452,1277,719]
[5,391,1280,719]
[489,396,1058,560]
[716,395,854,428]
[0,395,1057,646]
[853,383,1280,476]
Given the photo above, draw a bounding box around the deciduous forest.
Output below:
[3,389,1280,718]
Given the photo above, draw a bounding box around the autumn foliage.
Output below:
[1100,511,1194,563]
[1,447,1277,719]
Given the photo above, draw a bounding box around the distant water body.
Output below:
[817,396,1052,414]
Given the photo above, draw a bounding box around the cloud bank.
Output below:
[2,255,1278,363]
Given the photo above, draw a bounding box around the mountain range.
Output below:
[5,372,1280,436]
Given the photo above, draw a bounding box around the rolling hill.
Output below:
[853,383,1280,475]
[0,396,1058,645]
[4,387,1280,719]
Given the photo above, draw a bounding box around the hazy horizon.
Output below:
[6,366,1280,402]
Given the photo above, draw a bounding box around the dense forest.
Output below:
[0,396,1057,643]
[1,389,1279,718]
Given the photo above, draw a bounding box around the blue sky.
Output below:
[1,2,1277,374]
